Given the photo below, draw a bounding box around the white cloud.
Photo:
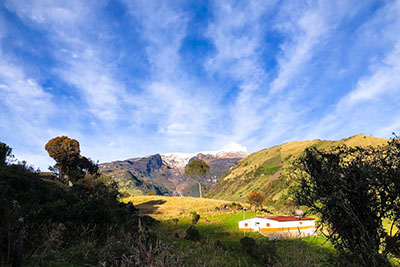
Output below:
[347,42,400,104]
[0,48,55,139]
[204,1,329,148]
[56,57,123,121]
[270,8,327,93]
[2,0,400,170]
[302,1,400,140]
[5,0,126,123]
[122,0,218,147]
[0,33,58,170]
[221,142,247,153]
[205,1,273,143]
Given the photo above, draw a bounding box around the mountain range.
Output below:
[100,134,390,203]
[99,146,248,197]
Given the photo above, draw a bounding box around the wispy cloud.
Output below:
[269,5,327,94]
[0,28,56,168]
[204,1,330,147]
[205,1,274,143]
[5,0,127,122]
[1,0,400,169]
[121,0,220,150]
[303,0,400,140]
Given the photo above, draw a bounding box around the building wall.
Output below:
[238,218,316,239]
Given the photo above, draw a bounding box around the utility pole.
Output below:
[243,208,246,236]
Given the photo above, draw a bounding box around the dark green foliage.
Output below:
[292,140,400,266]
[0,142,12,166]
[240,237,277,266]
[140,215,158,226]
[253,240,278,266]
[0,141,163,266]
[191,211,200,225]
[184,225,200,241]
[185,159,210,198]
[184,159,209,179]
[240,237,256,254]
[214,240,226,250]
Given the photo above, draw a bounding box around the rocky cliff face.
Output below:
[99,149,248,197]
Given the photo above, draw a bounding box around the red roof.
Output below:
[257,216,314,222]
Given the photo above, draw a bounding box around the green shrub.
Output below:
[0,141,146,265]
[240,237,278,266]
[240,237,256,254]
[185,225,200,241]
[191,211,200,225]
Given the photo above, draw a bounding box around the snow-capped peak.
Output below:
[161,142,248,168]
[161,152,197,168]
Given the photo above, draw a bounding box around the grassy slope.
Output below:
[125,196,338,267]
[123,195,231,220]
[208,134,389,204]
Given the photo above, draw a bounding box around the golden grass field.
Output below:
[123,195,399,266]
[123,195,234,220]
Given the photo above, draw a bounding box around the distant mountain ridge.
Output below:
[99,145,248,197]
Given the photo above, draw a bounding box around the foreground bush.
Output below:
[292,139,400,266]
[0,141,169,266]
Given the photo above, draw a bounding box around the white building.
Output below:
[238,216,316,239]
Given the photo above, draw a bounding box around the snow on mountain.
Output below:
[161,152,197,168]
[161,142,248,168]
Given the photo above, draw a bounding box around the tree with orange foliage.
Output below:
[45,136,98,183]
[247,191,265,211]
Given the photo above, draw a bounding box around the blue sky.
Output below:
[1,0,400,170]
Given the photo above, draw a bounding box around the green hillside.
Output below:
[208,134,389,207]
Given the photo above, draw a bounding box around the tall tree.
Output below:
[291,140,400,266]
[45,136,98,183]
[184,159,209,198]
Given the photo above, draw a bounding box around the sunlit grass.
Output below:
[125,196,340,266]
[123,195,232,219]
